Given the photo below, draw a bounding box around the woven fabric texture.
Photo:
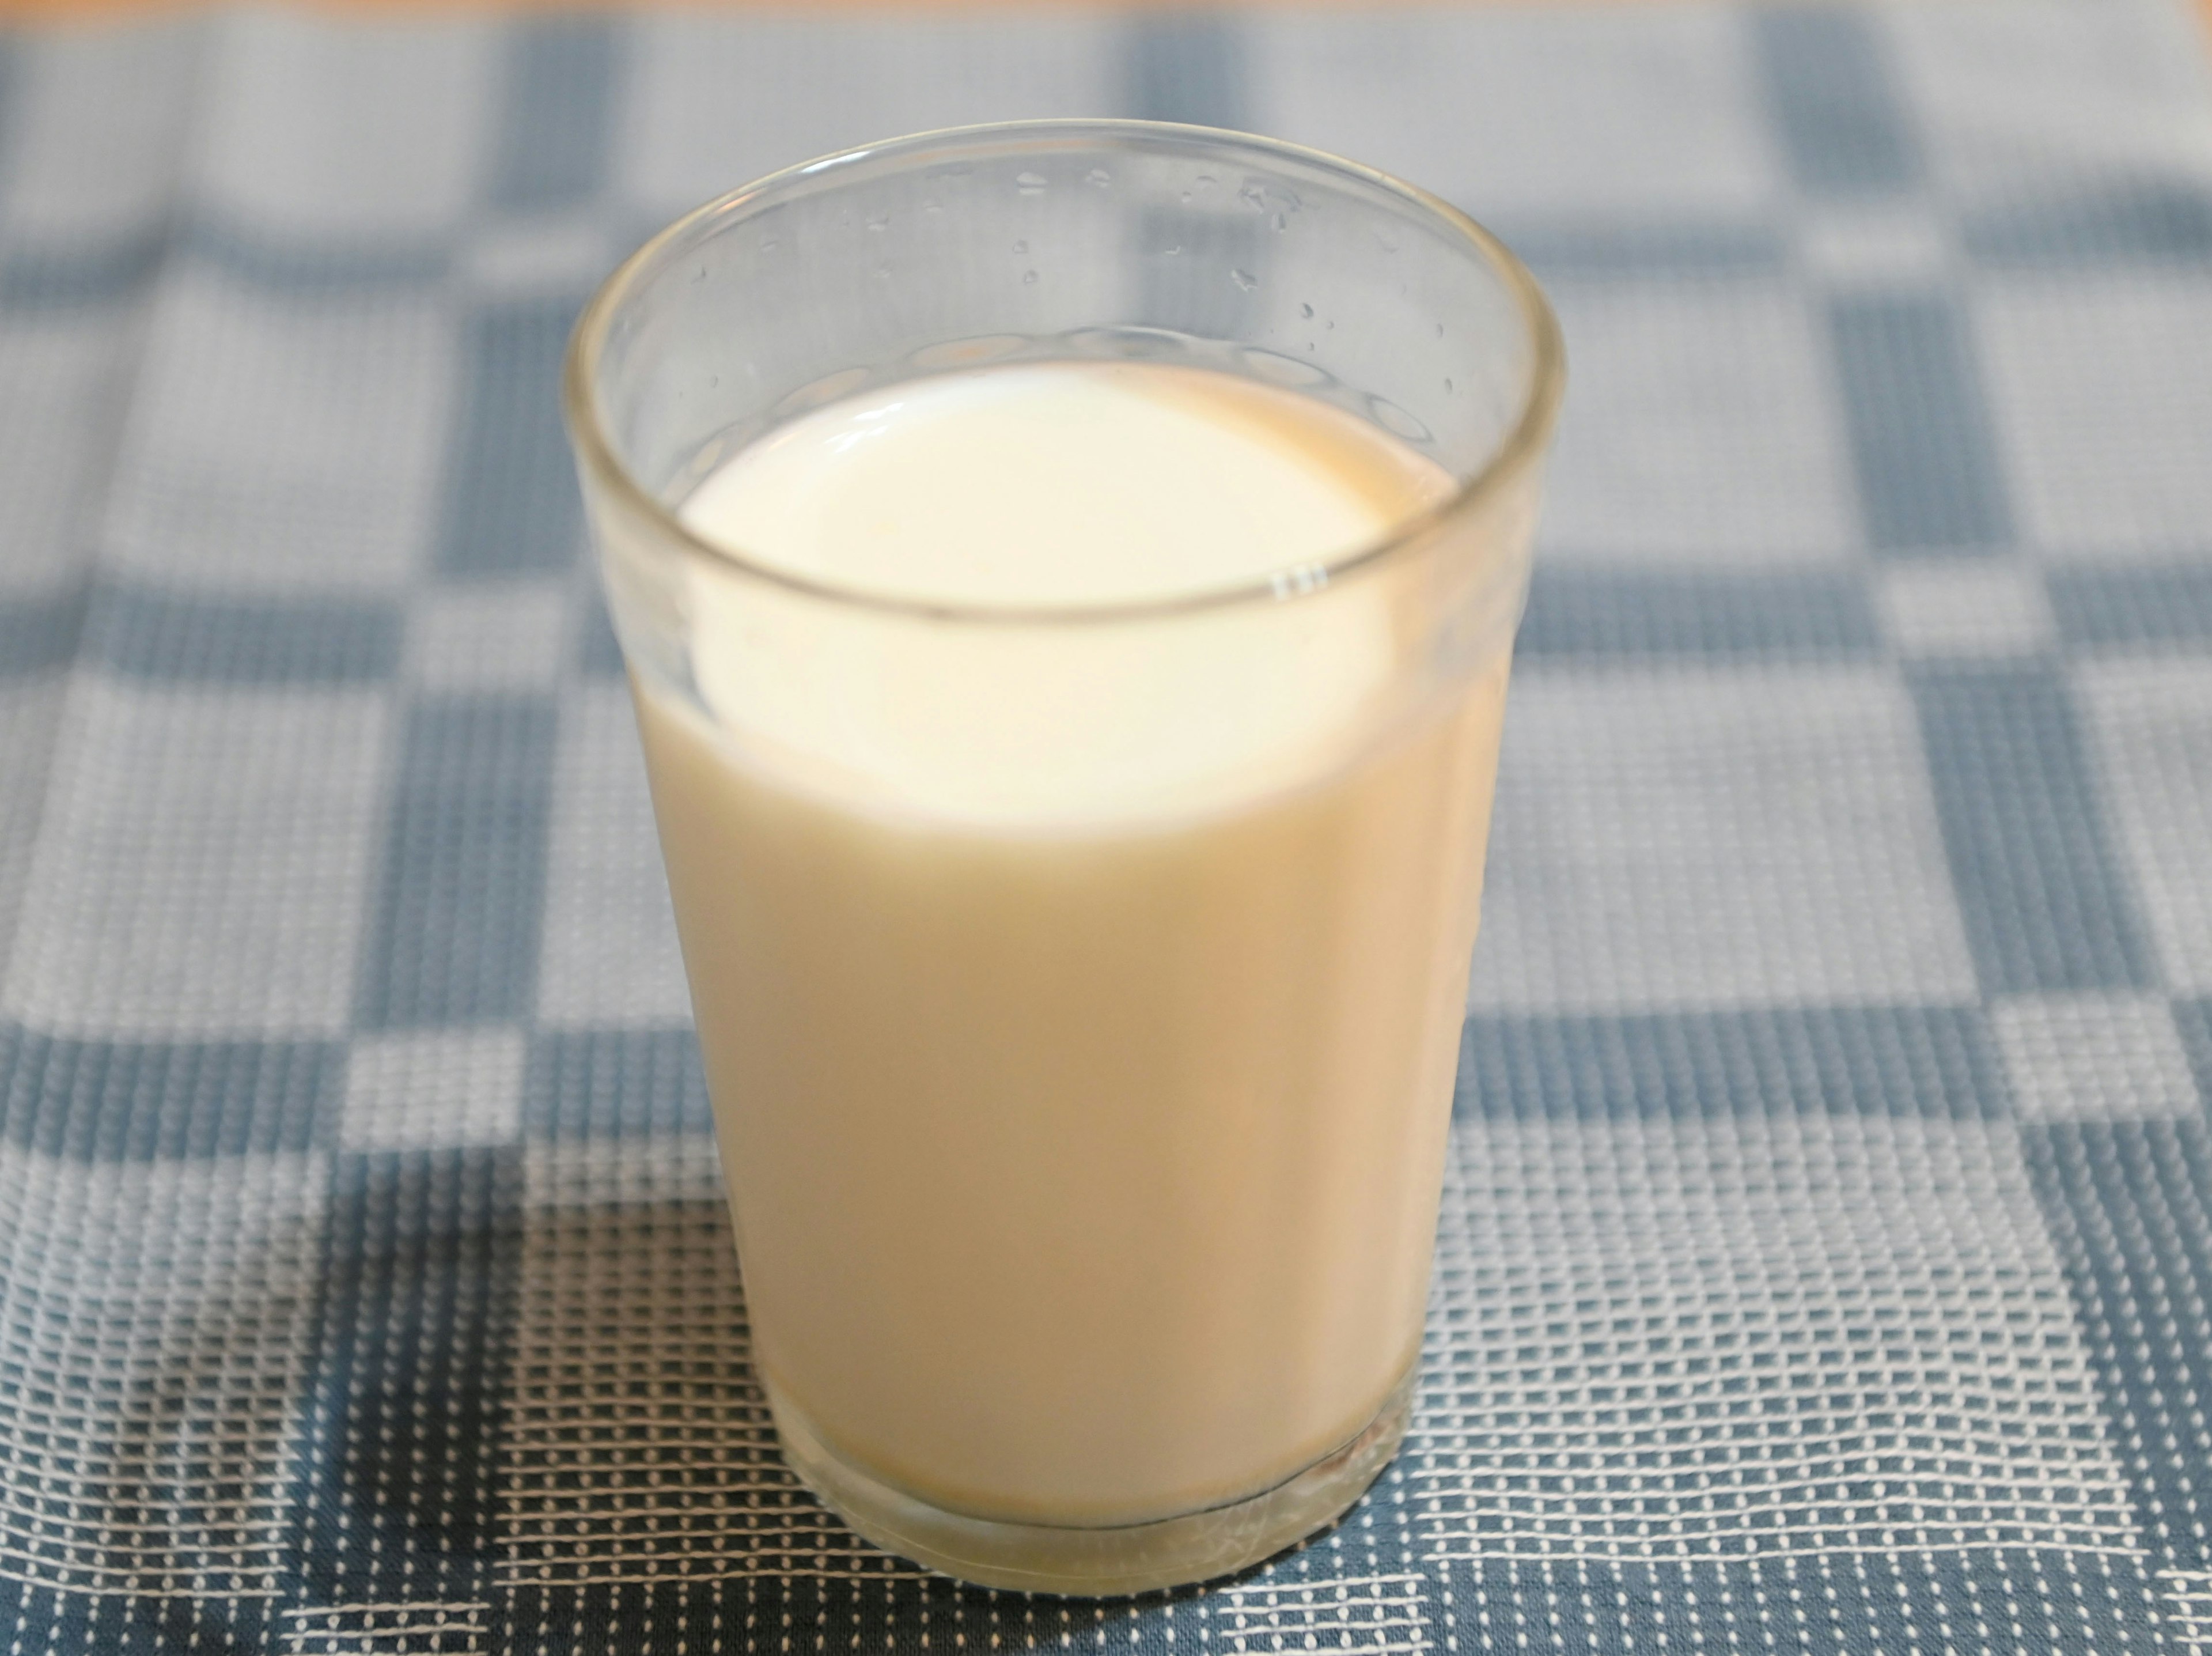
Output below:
[3,3,2212,1650]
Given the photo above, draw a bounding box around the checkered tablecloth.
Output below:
[3,2,2212,1650]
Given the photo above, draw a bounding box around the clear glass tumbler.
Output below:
[565,120,1562,1595]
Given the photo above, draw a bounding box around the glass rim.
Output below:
[563,118,1565,627]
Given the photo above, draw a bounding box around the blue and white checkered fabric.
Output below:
[3,3,2211,1649]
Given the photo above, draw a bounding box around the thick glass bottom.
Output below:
[768,1367,1415,1596]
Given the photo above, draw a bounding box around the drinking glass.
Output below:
[565,120,1562,1595]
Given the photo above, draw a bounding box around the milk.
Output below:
[632,362,1510,1527]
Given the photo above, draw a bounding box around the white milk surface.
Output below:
[635,362,1509,1525]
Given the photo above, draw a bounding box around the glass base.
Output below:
[768,1367,1414,1596]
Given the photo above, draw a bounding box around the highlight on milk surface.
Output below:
[670,360,1459,825]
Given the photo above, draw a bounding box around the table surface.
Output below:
[5,2,2212,1654]
[0,0,2204,61]
[9,0,2212,28]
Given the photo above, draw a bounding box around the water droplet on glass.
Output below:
[760,239,778,251]
[1085,168,1112,188]
[922,199,942,215]
[874,262,892,280]
[1180,190,1192,203]
[1195,174,1217,190]
[1011,240,1028,254]
[1435,322,1446,339]
[1444,377,1455,394]
[1300,303,1315,319]
[1274,213,1287,232]
[1015,171,1047,195]
[867,213,890,233]
[1230,269,1257,292]
[1022,269,1039,285]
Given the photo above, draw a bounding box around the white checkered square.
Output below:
[1877,560,2056,657]
[1467,667,1978,1012]
[2158,1572,2212,1656]
[1251,7,1781,218]
[1980,274,2212,558]
[0,1144,328,1601]
[1415,1113,2137,1562]
[1994,993,2201,1121]
[0,22,202,243]
[104,266,456,592]
[1,681,390,1038]
[0,680,66,972]
[501,1137,930,1602]
[618,13,1122,220]
[195,10,499,241]
[403,579,574,692]
[1890,0,2212,198]
[1535,283,1857,564]
[0,312,132,596]
[1213,1575,1429,1655]
[342,1027,527,1151]
[535,683,690,1029]
[2075,659,2212,995]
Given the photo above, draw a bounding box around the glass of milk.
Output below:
[564,120,1562,1595]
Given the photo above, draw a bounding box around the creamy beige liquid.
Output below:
[635,362,1510,1526]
